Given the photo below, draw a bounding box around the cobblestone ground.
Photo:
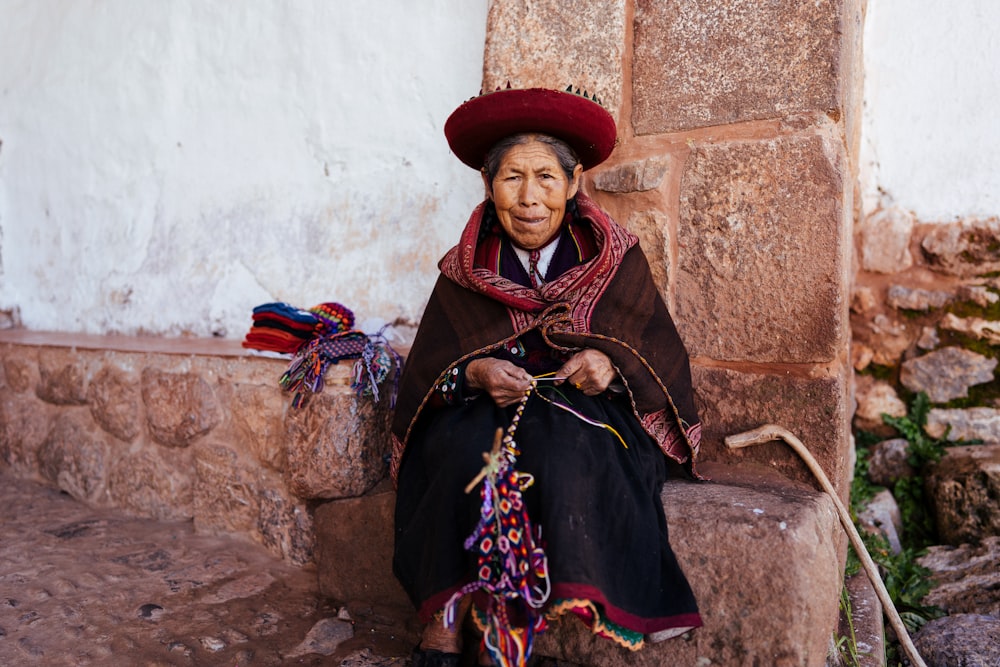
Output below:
[0,471,419,666]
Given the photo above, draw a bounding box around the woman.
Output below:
[392,87,702,666]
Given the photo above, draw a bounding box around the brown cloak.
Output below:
[390,193,701,481]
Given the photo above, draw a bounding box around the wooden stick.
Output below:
[464,428,505,495]
[724,424,927,667]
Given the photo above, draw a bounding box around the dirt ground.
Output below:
[0,471,420,666]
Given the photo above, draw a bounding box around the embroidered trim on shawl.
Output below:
[439,195,638,335]
[544,598,644,651]
[390,432,405,482]
[642,409,691,464]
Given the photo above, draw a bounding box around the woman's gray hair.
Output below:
[483,133,581,182]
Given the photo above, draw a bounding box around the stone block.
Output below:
[0,389,54,473]
[838,572,884,667]
[537,466,842,667]
[623,209,671,297]
[483,0,626,116]
[675,132,847,364]
[36,348,89,405]
[36,411,110,504]
[141,367,220,447]
[284,390,391,500]
[592,157,672,194]
[2,355,36,393]
[312,470,842,667]
[314,485,411,610]
[258,484,315,566]
[87,365,142,442]
[691,366,850,495]
[633,0,847,133]
[107,447,194,521]
[192,442,260,537]
[230,383,288,472]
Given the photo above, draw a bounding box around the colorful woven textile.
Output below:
[242,302,321,354]
[445,390,550,667]
[242,301,401,408]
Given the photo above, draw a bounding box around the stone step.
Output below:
[315,463,847,667]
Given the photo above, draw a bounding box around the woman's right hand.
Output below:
[465,358,533,408]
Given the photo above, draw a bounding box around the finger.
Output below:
[554,360,581,384]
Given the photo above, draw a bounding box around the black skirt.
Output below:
[393,386,701,645]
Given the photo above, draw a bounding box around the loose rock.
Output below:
[918,537,1000,617]
[867,438,915,487]
[939,312,1000,344]
[853,377,907,435]
[857,489,903,554]
[921,216,1000,277]
[912,614,1000,667]
[924,444,1000,545]
[285,617,354,658]
[200,635,226,652]
[900,347,997,403]
[859,207,914,274]
[926,407,1000,441]
[886,285,952,312]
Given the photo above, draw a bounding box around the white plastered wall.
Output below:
[0,1,488,338]
[861,0,1000,220]
[4,1,998,340]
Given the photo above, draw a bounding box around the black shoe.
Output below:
[410,647,461,667]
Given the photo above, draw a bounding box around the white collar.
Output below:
[513,236,560,286]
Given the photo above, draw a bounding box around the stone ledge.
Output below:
[314,463,844,667]
[0,330,397,566]
[0,329,260,357]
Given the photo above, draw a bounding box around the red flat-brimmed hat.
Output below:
[444,86,617,171]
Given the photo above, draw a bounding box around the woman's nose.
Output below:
[519,178,540,205]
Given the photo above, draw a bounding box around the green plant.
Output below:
[880,391,979,550]
[881,392,949,469]
[843,393,952,662]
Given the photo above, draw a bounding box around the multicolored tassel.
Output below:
[447,384,550,667]
[446,373,635,665]
[242,301,401,408]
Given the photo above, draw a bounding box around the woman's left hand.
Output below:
[555,349,617,396]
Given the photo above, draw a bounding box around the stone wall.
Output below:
[0,331,391,566]
[853,213,1000,430]
[853,212,1000,546]
[484,0,861,498]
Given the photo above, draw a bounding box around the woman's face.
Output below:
[484,141,583,250]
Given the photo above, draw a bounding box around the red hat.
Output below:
[444,86,617,171]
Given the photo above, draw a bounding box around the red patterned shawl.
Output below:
[390,193,702,481]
